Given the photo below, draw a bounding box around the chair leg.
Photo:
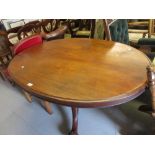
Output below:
[0,72,6,81]
[0,71,14,84]
[42,101,52,114]
[23,90,32,103]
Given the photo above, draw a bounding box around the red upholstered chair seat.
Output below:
[1,35,43,81]
[3,35,43,88]
[13,35,42,55]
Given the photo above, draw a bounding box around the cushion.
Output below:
[109,19,129,44]
[13,35,42,55]
[75,31,90,36]
[138,38,155,45]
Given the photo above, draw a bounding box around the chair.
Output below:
[7,26,23,45]
[103,19,155,59]
[128,19,155,38]
[42,25,68,41]
[0,31,13,70]
[6,20,41,45]
[68,19,95,38]
[13,35,42,55]
[0,31,12,82]
[130,20,155,61]
[25,20,40,26]
[0,31,14,86]
[17,22,41,40]
[12,35,52,114]
[103,19,129,44]
[39,19,68,41]
[40,19,59,33]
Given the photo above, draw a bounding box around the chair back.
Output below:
[103,19,129,44]
[0,31,12,66]
[13,35,43,55]
[40,19,59,33]
[17,22,41,40]
[68,19,95,38]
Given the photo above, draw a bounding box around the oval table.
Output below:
[8,38,152,134]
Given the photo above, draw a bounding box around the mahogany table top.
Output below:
[8,38,151,107]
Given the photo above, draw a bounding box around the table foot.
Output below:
[69,107,79,135]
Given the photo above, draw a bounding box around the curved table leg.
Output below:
[69,107,79,135]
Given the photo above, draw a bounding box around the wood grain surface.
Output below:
[8,38,151,107]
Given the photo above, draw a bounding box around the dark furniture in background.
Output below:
[103,19,155,60]
[128,19,155,38]
[17,21,41,40]
[7,26,23,45]
[0,31,12,65]
[109,19,129,44]
[16,19,68,41]
[103,19,129,44]
[0,21,6,31]
[40,19,58,33]
[137,38,155,61]
[68,19,95,38]
[128,19,150,38]
[42,25,68,41]
[0,30,13,82]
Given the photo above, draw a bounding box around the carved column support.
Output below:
[69,107,79,135]
[147,65,155,117]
